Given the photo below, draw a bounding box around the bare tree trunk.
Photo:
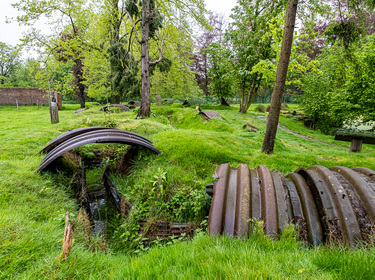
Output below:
[138,0,151,118]
[261,0,298,154]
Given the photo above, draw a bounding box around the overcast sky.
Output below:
[0,0,237,47]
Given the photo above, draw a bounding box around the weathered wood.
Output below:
[334,132,375,152]
[350,138,363,153]
[62,211,75,259]
[50,102,59,124]
[335,133,375,145]
[156,94,161,106]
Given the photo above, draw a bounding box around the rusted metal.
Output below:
[99,104,130,112]
[127,100,141,108]
[207,164,375,247]
[138,219,194,245]
[36,128,160,173]
[243,123,259,132]
[199,111,222,120]
[40,127,152,154]
[73,108,87,114]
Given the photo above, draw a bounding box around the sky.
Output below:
[0,0,237,47]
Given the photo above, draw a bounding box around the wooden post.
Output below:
[16,100,19,111]
[50,101,59,123]
[37,100,39,110]
[60,211,75,260]
[156,94,162,106]
[350,138,363,152]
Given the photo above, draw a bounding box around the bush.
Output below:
[255,104,266,113]
[281,103,288,110]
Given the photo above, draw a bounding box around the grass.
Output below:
[1,102,375,279]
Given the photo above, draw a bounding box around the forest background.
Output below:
[1,0,375,133]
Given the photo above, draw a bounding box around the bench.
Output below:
[334,132,375,152]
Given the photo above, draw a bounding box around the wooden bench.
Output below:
[334,132,375,152]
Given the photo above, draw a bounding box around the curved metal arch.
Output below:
[36,129,160,173]
[99,104,130,112]
[40,127,151,154]
[40,130,154,166]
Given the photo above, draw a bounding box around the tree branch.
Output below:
[148,34,165,66]
[125,10,142,44]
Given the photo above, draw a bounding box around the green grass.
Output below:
[1,102,375,279]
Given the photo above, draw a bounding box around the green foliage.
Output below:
[205,43,236,101]
[108,41,140,99]
[255,104,266,113]
[227,0,285,112]
[150,23,203,100]
[301,33,375,133]
[0,42,21,85]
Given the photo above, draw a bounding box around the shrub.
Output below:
[255,104,266,113]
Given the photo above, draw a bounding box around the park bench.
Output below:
[334,131,375,152]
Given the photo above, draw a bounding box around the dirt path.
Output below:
[256,116,349,149]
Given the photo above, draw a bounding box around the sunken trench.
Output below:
[36,127,165,242]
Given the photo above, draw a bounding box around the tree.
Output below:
[124,0,166,117]
[125,0,207,117]
[205,42,235,105]
[150,22,203,100]
[4,58,38,87]
[191,12,227,96]
[13,0,90,108]
[227,0,286,113]
[301,33,375,133]
[0,42,20,85]
[262,0,299,154]
[56,30,87,108]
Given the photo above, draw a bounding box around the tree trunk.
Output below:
[261,0,298,154]
[109,0,122,104]
[138,0,151,118]
[78,89,86,108]
[72,58,86,108]
[156,94,161,106]
[239,75,260,114]
[220,97,230,106]
[110,94,121,104]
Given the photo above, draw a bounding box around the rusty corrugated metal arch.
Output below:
[199,111,222,120]
[99,104,130,112]
[40,127,152,154]
[207,164,375,247]
[36,127,160,173]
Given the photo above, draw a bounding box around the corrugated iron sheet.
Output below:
[40,127,152,154]
[99,104,130,112]
[208,164,375,247]
[199,111,222,119]
[36,128,160,173]
[73,108,87,114]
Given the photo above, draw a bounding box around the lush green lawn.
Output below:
[1,103,374,279]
